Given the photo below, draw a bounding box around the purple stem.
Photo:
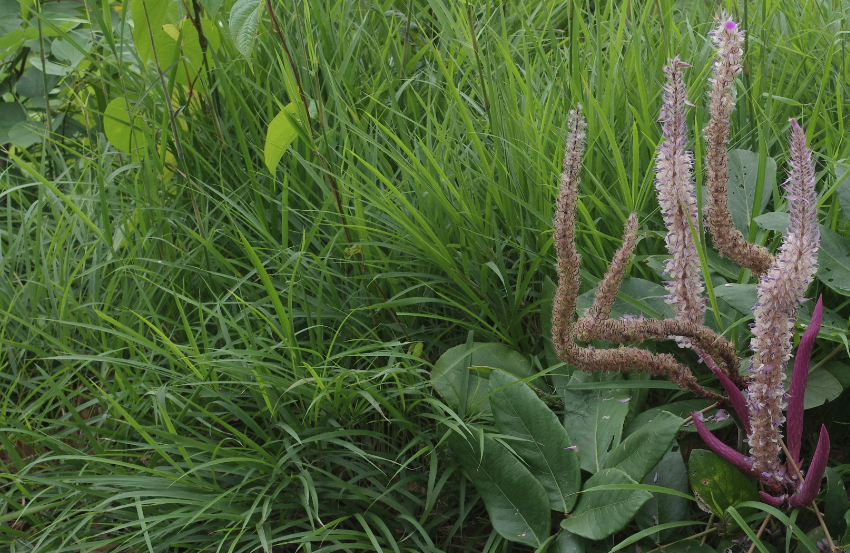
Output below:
[693,416,755,477]
[759,491,786,508]
[787,296,823,471]
[708,364,751,435]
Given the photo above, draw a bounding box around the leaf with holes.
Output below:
[724,149,775,234]
[688,449,758,518]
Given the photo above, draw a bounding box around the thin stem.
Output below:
[778,438,837,552]
[701,513,715,543]
[809,343,843,375]
[647,527,717,553]
[746,514,772,553]
[681,402,721,426]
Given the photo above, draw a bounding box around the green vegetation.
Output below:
[1,0,849,550]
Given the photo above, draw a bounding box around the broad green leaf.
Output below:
[8,120,45,147]
[626,400,734,435]
[688,449,758,518]
[265,103,300,174]
[52,37,90,67]
[0,102,28,143]
[28,57,73,76]
[552,530,586,553]
[714,283,757,315]
[449,431,550,547]
[603,410,683,481]
[38,2,85,36]
[783,366,842,409]
[229,0,262,57]
[103,97,147,153]
[199,0,225,17]
[560,468,651,540]
[817,225,850,293]
[724,149,775,234]
[825,467,849,537]
[797,299,849,343]
[562,371,630,472]
[635,451,691,542]
[490,371,580,513]
[431,342,544,415]
[16,66,59,98]
[822,361,850,389]
[754,211,790,234]
[131,0,171,63]
[577,277,675,321]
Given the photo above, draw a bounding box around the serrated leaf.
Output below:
[562,371,630,472]
[103,97,147,153]
[688,449,758,518]
[490,371,580,513]
[560,468,652,540]
[229,0,262,57]
[449,431,550,547]
[431,342,545,415]
[635,451,691,542]
[265,102,299,173]
[603,410,683,481]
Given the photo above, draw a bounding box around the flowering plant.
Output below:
[553,12,833,537]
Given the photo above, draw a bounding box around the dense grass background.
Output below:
[2,0,850,550]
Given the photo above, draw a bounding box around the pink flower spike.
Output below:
[709,365,751,435]
[693,415,754,477]
[787,295,823,472]
[790,425,831,508]
[759,491,786,508]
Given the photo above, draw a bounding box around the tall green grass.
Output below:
[1,0,849,550]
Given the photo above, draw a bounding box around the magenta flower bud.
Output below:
[709,365,751,435]
[789,425,830,508]
[787,296,823,471]
[693,416,755,477]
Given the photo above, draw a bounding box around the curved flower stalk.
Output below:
[551,105,735,402]
[704,14,774,274]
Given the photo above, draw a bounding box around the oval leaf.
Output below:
[562,371,630,472]
[603,410,683,481]
[265,102,299,174]
[449,430,550,547]
[688,449,758,518]
[103,97,147,153]
[490,371,580,513]
[431,342,543,415]
[635,451,691,542]
[560,468,652,540]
